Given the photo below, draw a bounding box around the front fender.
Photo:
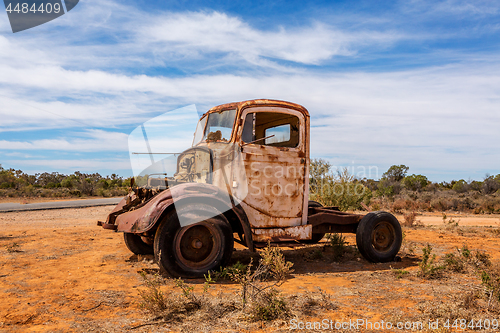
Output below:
[113,183,233,233]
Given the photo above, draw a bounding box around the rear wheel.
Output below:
[302,200,326,244]
[356,211,402,262]
[154,204,233,278]
[123,233,154,255]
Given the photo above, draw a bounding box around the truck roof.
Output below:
[206,99,310,117]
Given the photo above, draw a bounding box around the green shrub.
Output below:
[418,244,444,279]
[307,249,324,260]
[473,250,491,268]
[444,245,491,274]
[228,244,293,306]
[326,233,347,260]
[259,244,294,281]
[480,269,500,303]
[61,178,73,188]
[211,261,248,281]
[403,174,429,191]
[444,253,465,273]
[44,182,61,189]
[249,288,290,321]
[460,244,471,258]
[0,168,129,198]
[383,165,409,182]
[20,185,36,196]
[0,182,13,189]
[392,268,410,279]
[309,160,372,211]
[452,179,468,193]
[98,179,110,189]
[375,180,401,197]
[138,273,168,314]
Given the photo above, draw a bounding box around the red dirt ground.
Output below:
[1,207,500,332]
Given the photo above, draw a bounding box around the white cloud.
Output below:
[141,12,386,65]
[0,130,129,151]
[1,61,500,161]
[1,62,499,180]
[0,1,407,74]
[403,0,500,16]
[0,90,159,131]
[5,158,132,173]
[1,0,499,180]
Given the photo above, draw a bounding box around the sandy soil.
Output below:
[396,212,500,228]
[1,207,500,332]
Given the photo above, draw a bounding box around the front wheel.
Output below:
[154,204,234,278]
[356,211,402,262]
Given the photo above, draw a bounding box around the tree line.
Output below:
[309,160,500,213]
[0,164,132,197]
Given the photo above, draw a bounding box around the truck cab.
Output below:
[98,99,402,278]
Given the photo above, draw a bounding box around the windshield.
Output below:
[128,104,248,227]
[193,109,237,146]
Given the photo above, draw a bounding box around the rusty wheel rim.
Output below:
[371,221,395,253]
[174,221,221,271]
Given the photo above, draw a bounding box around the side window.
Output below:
[265,124,290,144]
[241,113,254,143]
[241,112,300,148]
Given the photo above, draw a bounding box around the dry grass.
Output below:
[403,211,423,227]
[137,244,295,327]
[137,272,241,327]
[5,242,22,253]
[386,241,500,329]
[288,288,337,316]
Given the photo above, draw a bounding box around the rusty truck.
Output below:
[98,99,402,278]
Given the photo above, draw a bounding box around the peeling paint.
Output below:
[252,224,312,242]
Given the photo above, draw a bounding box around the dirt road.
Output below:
[1,207,500,332]
[0,198,123,212]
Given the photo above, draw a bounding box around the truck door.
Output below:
[238,107,308,228]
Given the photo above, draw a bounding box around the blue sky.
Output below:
[0,0,499,181]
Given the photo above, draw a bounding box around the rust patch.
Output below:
[207,99,310,119]
[252,224,312,242]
